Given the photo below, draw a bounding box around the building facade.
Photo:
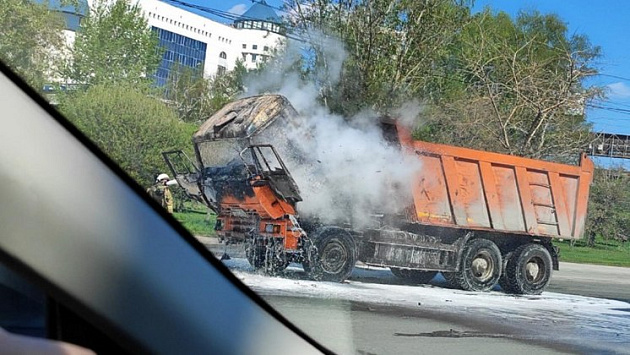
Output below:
[52,0,286,84]
[136,0,286,81]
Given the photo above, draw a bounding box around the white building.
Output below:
[50,0,286,86]
[135,0,286,84]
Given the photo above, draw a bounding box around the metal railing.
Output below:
[587,132,630,159]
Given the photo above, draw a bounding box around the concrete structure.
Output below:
[588,132,630,160]
[137,0,285,84]
[47,0,286,85]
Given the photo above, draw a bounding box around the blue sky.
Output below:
[183,0,630,136]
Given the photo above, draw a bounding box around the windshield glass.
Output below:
[198,139,246,167]
[2,0,629,354]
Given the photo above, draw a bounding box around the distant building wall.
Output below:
[152,27,207,86]
[136,0,285,79]
[48,0,286,84]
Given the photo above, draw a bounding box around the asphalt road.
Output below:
[202,238,630,354]
[547,262,630,302]
[263,295,578,355]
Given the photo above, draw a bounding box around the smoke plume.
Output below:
[243,30,422,228]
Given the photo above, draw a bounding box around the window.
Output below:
[151,27,207,86]
[217,65,226,75]
[251,54,257,62]
[264,46,269,52]
[253,45,258,50]
[242,44,246,49]
[219,52,226,59]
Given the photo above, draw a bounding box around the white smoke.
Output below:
[393,99,425,130]
[244,30,422,228]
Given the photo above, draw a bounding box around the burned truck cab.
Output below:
[163,95,309,273]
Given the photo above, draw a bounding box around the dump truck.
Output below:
[163,94,594,295]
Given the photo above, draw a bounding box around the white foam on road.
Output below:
[222,258,630,353]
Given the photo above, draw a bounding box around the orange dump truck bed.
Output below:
[397,127,594,240]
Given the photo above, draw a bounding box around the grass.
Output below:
[555,237,630,267]
[172,201,216,237]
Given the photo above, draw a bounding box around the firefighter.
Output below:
[147,173,174,213]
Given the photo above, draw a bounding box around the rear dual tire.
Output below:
[502,243,552,295]
[444,238,502,292]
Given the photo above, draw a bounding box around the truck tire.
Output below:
[306,229,356,282]
[390,268,437,284]
[504,243,552,295]
[498,268,513,293]
[498,252,514,293]
[447,238,502,292]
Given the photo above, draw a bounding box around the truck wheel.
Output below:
[307,230,356,282]
[449,238,502,291]
[505,243,552,295]
[390,268,437,284]
[498,253,514,293]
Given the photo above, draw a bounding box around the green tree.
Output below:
[287,0,471,115]
[59,83,196,187]
[207,61,247,113]
[163,60,247,123]
[421,10,601,162]
[586,168,630,246]
[64,0,161,86]
[164,62,212,124]
[0,0,66,89]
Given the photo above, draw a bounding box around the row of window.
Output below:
[242,44,270,52]
[162,51,203,68]
[242,53,269,63]
[148,11,214,39]
[154,28,206,51]
[153,27,207,87]
[235,20,282,33]
[217,36,231,44]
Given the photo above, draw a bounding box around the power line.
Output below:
[598,73,630,82]
[592,98,630,110]
[587,103,630,115]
